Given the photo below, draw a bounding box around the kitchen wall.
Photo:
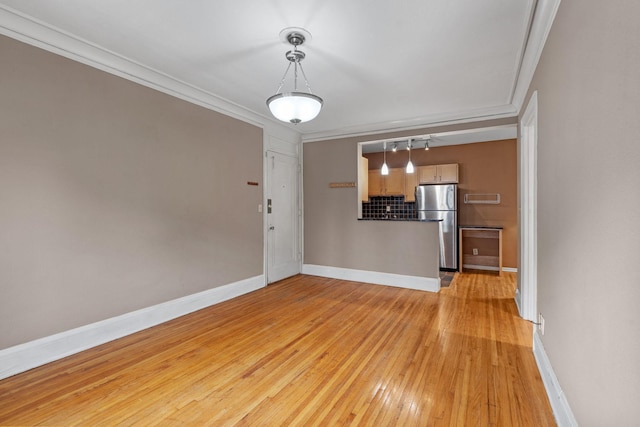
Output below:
[523,0,640,424]
[365,139,517,268]
[303,138,440,280]
[303,118,515,280]
[0,35,264,349]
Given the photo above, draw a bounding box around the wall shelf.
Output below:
[463,193,501,204]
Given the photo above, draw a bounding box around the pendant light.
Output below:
[381,141,389,175]
[266,29,323,124]
[406,139,414,174]
[424,136,431,150]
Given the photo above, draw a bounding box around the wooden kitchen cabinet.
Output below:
[418,163,459,184]
[404,170,418,202]
[359,156,369,202]
[368,168,404,196]
[385,168,405,195]
[368,170,384,196]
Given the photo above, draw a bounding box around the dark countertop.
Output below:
[359,218,443,222]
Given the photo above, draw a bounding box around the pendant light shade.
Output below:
[267,92,323,124]
[381,141,389,175]
[267,29,323,124]
[406,139,414,173]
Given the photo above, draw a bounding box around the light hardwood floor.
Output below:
[0,272,555,426]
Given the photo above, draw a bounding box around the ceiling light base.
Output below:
[279,27,312,45]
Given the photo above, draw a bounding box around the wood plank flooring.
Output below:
[0,272,555,426]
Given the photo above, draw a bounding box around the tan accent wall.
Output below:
[523,0,640,424]
[0,35,264,349]
[365,139,517,268]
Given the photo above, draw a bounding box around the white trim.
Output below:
[302,264,440,293]
[533,331,578,427]
[0,275,265,381]
[502,267,518,273]
[519,91,539,322]
[511,0,562,112]
[0,6,295,135]
[0,1,560,144]
[302,106,518,143]
[514,288,522,313]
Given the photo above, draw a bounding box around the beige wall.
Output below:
[303,138,439,278]
[524,0,640,424]
[303,119,515,279]
[366,139,517,268]
[0,35,264,349]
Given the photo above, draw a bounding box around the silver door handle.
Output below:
[269,226,275,230]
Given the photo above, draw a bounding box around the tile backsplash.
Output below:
[362,196,417,219]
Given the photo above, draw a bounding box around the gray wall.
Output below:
[0,35,264,349]
[523,0,640,424]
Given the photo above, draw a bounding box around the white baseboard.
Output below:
[0,275,265,381]
[462,264,518,273]
[514,288,522,315]
[302,264,440,293]
[533,330,578,427]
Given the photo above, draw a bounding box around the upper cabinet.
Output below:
[385,168,405,195]
[368,168,405,197]
[359,156,369,202]
[404,170,418,202]
[418,163,459,184]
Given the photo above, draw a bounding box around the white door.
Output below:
[266,151,300,283]
[518,91,538,322]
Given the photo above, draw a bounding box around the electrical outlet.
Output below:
[472,248,478,255]
[386,205,391,212]
[539,313,545,335]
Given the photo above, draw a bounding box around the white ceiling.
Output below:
[0,1,552,141]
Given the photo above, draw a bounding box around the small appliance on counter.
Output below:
[416,184,458,270]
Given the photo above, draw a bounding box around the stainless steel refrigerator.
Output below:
[416,184,458,270]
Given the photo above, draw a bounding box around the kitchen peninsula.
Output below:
[359,138,517,272]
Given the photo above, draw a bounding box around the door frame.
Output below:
[263,134,302,284]
[518,91,538,322]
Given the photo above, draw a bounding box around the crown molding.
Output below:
[0,1,559,142]
[511,0,562,113]
[0,5,299,138]
[301,104,518,143]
